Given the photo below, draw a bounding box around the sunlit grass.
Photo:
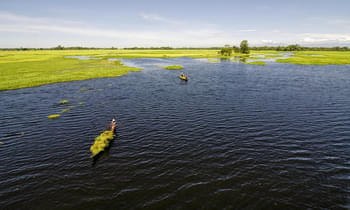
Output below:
[0,50,141,91]
[276,51,350,65]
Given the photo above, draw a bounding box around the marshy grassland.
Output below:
[0,50,141,91]
[276,51,350,65]
[1,49,349,91]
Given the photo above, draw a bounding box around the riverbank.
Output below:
[1,49,349,91]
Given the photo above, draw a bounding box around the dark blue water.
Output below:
[1,58,350,209]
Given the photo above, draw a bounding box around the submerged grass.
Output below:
[90,130,115,157]
[79,87,89,92]
[61,106,74,113]
[162,65,184,70]
[207,58,221,63]
[48,114,60,119]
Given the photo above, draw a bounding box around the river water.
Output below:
[1,58,350,209]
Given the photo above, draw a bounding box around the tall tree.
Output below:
[240,40,249,54]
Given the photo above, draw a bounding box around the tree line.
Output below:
[219,42,350,56]
[1,44,349,51]
[250,44,350,51]
[219,40,250,56]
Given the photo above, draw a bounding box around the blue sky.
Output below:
[1,0,350,48]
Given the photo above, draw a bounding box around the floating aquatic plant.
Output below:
[59,100,69,104]
[90,130,115,157]
[48,114,60,119]
[79,87,88,92]
[79,102,85,105]
[61,106,74,113]
[0,141,4,145]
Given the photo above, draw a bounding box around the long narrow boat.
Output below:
[90,124,116,158]
[179,75,188,81]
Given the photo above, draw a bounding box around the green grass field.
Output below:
[0,50,141,91]
[276,51,350,65]
[1,49,349,91]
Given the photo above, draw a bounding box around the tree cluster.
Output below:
[219,40,250,56]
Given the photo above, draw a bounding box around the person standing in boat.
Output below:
[110,118,117,131]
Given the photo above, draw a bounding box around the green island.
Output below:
[1,48,350,91]
[162,65,184,70]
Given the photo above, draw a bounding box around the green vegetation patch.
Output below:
[162,65,184,70]
[90,130,115,157]
[61,106,74,113]
[97,49,221,59]
[48,114,60,119]
[59,99,69,104]
[246,61,266,65]
[0,50,141,91]
[276,51,350,65]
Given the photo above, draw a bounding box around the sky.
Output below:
[1,0,350,48]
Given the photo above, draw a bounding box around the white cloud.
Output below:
[1,11,350,47]
[238,29,257,32]
[139,13,181,25]
[300,33,350,43]
[0,11,47,23]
